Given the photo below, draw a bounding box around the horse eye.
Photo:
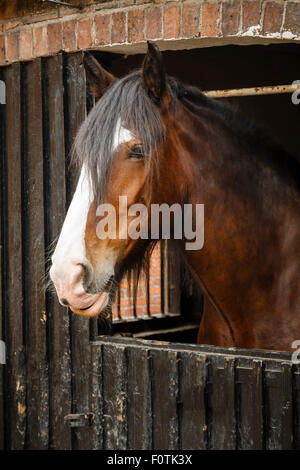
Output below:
[128,145,144,160]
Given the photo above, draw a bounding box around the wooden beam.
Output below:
[204,83,300,98]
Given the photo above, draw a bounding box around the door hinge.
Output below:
[64,412,94,427]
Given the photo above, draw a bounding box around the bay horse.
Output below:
[50,41,300,351]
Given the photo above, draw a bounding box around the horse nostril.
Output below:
[60,298,70,307]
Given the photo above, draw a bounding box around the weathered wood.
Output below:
[236,360,263,449]
[4,62,26,450]
[89,343,104,450]
[127,347,152,449]
[152,349,179,450]
[43,54,72,450]
[23,58,49,449]
[264,363,293,450]
[293,371,300,450]
[0,68,5,450]
[64,52,92,449]
[209,356,236,449]
[102,344,127,450]
[180,352,207,449]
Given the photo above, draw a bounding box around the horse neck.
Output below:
[172,102,299,349]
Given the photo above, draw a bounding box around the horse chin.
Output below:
[70,291,109,317]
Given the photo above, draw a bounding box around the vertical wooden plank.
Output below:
[209,357,236,449]
[89,343,104,450]
[236,361,263,449]
[264,363,293,450]
[0,67,5,450]
[63,51,92,450]
[24,58,49,449]
[64,51,85,203]
[180,352,207,449]
[43,54,72,450]
[152,349,179,450]
[4,63,26,450]
[293,371,300,450]
[127,347,152,449]
[102,343,127,450]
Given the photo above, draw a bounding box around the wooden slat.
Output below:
[152,349,179,449]
[180,352,207,449]
[264,363,293,450]
[102,343,127,449]
[209,357,236,449]
[293,372,300,450]
[64,52,92,450]
[127,347,152,449]
[0,68,5,450]
[43,54,72,450]
[4,62,26,450]
[236,361,263,449]
[24,58,49,449]
[89,343,104,450]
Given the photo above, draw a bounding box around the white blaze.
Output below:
[52,164,92,271]
[51,120,134,273]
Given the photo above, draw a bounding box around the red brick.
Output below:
[6,31,19,62]
[94,14,111,45]
[34,26,48,57]
[63,20,77,52]
[150,304,161,314]
[222,0,240,36]
[0,36,5,65]
[263,2,283,34]
[78,17,92,49]
[128,9,144,43]
[135,306,148,316]
[136,296,148,306]
[145,6,162,39]
[119,297,135,307]
[149,267,161,276]
[19,28,33,61]
[164,5,181,39]
[47,22,62,54]
[149,286,161,295]
[111,12,126,44]
[242,0,261,31]
[150,256,160,267]
[149,277,161,287]
[182,4,200,38]
[201,3,220,37]
[284,2,300,37]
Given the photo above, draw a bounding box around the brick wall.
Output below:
[112,244,162,319]
[1,1,300,65]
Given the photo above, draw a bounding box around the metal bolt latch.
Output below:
[64,413,94,427]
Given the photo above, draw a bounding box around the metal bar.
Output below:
[42,0,83,9]
[204,83,300,99]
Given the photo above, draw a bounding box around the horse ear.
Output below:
[83,51,116,102]
[142,41,166,104]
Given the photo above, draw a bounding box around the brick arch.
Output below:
[0,1,300,65]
